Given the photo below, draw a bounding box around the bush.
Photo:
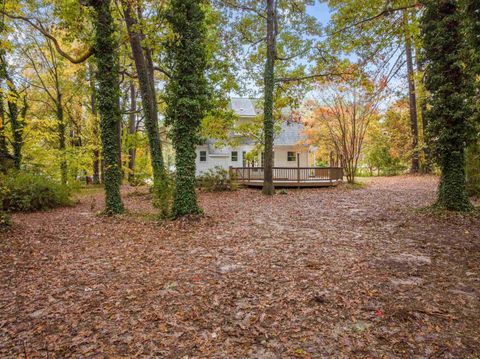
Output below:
[1,171,73,212]
[466,141,480,198]
[0,210,11,231]
[197,166,238,192]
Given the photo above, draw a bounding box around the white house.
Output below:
[195,98,314,176]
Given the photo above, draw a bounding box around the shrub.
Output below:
[0,183,11,231]
[1,171,73,212]
[0,210,11,231]
[466,142,480,198]
[197,166,238,192]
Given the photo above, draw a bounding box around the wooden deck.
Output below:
[230,166,343,188]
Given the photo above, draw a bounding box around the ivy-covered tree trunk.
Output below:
[165,0,210,218]
[262,0,276,196]
[0,1,11,171]
[123,0,169,216]
[0,55,23,170]
[421,0,473,211]
[465,0,480,197]
[87,0,124,214]
[8,88,23,170]
[0,91,10,170]
[404,10,420,173]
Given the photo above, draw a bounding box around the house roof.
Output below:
[275,121,305,146]
[230,98,259,117]
[204,98,307,154]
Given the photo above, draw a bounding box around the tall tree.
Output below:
[215,0,337,195]
[0,3,25,170]
[22,38,69,184]
[326,1,422,172]
[127,80,137,185]
[85,0,124,214]
[403,10,420,173]
[262,0,276,195]
[88,61,101,184]
[421,0,473,211]
[0,2,10,171]
[0,54,25,170]
[464,0,480,196]
[165,0,210,217]
[122,0,169,216]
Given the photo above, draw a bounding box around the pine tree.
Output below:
[165,0,210,218]
[421,0,473,211]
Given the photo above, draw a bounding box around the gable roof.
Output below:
[275,121,305,146]
[203,98,308,153]
[230,98,259,117]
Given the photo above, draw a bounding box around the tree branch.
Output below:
[275,72,350,83]
[215,0,266,19]
[331,4,420,35]
[0,11,94,64]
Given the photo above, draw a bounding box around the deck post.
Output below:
[248,164,251,182]
[297,153,300,183]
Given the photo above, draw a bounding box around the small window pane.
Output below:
[200,151,207,162]
[231,151,238,162]
[287,152,296,162]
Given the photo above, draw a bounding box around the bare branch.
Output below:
[275,72,350,83]
[331,4,420,36]
[215,0,266,19]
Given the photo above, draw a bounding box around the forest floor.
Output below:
[1,175,480,358]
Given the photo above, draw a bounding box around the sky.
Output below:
[307,2,332,27]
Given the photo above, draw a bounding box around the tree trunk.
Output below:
[89,62,101,184]
[413,32,433,173]
[1,58,23,170]
[165,0,209,218]
[404,11,420,173]
[0,90,11,170]
[56,97,67,185]
[123,0,168,215]
[89,0,124,214]
[421,0,472,211]
[128,81,137,185]
[262,0,276,195]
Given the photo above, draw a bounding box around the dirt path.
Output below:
[1,176,479,358]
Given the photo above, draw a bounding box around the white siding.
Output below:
[195,145,311,176]
[274,147,309,167]
[195,145,254,176]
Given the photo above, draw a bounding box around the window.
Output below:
[199,151,207,162]
[231,151,238,162]
[287,151,296,162]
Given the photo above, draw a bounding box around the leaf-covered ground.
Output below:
[1,176,479,358]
